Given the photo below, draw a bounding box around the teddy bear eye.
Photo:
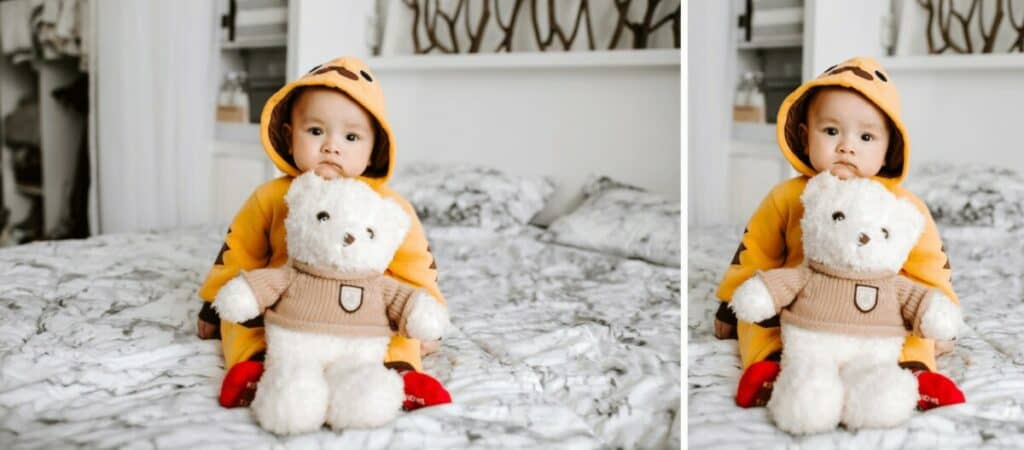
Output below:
[832,211,845,221]
[367,227,375,239]
[881,228,889,239]
[317,211,330,222]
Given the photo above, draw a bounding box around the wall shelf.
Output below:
[879,54,1024,71]
[366,49,680,71]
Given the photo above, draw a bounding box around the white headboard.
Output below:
[369,51,681,224]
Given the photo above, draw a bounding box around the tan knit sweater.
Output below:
[241,260,420,338]
[757,261,935,337]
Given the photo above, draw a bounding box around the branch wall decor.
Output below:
[396,0,680,54]
[918,0,1024,54]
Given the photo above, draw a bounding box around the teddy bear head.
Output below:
[800,172,925,273]
[284,172,411,273]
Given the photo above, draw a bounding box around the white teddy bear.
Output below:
[730,172,963,434]
[213,172,450,434]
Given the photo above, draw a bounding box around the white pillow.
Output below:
[542,176,680,266]
[391,162,556,230]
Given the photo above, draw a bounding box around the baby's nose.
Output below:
[343,232,355,245]
[858,232,870,245]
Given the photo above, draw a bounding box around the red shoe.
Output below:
[735,360,780,408]
[402,371,452,411]
[914,370,965,410]
[219,360,264,408]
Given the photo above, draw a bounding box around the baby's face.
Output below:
[801,88,890,179]
[285,87,375,179]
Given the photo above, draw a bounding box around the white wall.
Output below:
[686,0,732,226]
[883,55,1024,172]
[376,58,680,225]
[288,0,375,78]
[803,0,888,79]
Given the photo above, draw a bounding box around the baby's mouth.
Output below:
[319,161,343,172]
[834,161,857,169]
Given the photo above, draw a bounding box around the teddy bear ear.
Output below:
[379,198,412,239]
[286,172,325,206]
[802,171,840,204]
[895,197,926,241]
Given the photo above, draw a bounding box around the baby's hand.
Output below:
[197,318,219,339]
[920,293,962,341]
[405,292,449,342]
[730,276,776,323]
[213,277,261,323]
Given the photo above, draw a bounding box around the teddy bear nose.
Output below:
[344,233,355,245]
[858,233,870,245]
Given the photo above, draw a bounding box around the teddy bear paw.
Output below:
[405,293,450,342]
[920,294,962,342]
[730,276,776,323]
[213,277,261,323]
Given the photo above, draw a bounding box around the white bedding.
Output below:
[0,224,680,449]
[688,224,1024,449]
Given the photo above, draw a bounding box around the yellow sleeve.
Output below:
[197,188,274,305]
[899,191,958,304]
[380,190,445,305]
[716,186,792,303]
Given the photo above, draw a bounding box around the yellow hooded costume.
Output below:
[197,57,443,372]
[716,57,957,372]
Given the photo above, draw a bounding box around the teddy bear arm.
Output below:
[242,266,296,310]
[893,275,932,334]
[759,266,811,310]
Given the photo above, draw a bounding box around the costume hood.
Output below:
[776,56,910,187]
[260,56,395,187]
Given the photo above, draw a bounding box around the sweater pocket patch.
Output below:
[854,284,878,313]
[339,285,364,313]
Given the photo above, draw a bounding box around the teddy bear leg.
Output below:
[325,363,405,429]
[767,360,843,435]
[841,360,917,430]
[250,326,330,435]
[250,361,329,435]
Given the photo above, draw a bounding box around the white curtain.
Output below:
[91,0,216,234]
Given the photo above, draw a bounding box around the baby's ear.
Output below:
[282,123,293,154]
[802,171,840,205]
[798,123,809,150]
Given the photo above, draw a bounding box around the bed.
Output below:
[688,164,1024,449]
[0,167,681,449]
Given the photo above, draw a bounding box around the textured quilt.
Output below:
[689,224,1024,449]
[0,224,680,449]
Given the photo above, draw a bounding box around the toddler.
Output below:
[196,57,450,410]
[715,56,965,410]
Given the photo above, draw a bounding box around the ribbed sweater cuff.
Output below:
[905,290,935,336]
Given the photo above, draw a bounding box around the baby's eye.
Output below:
[832,211,845,221]
[366,227,375,239]
[345,133,359,142]
[308,127,324,136]
[881,228,889,239]
[861,133,874,142]
[317,211,330,222]
[824,127,839,136]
